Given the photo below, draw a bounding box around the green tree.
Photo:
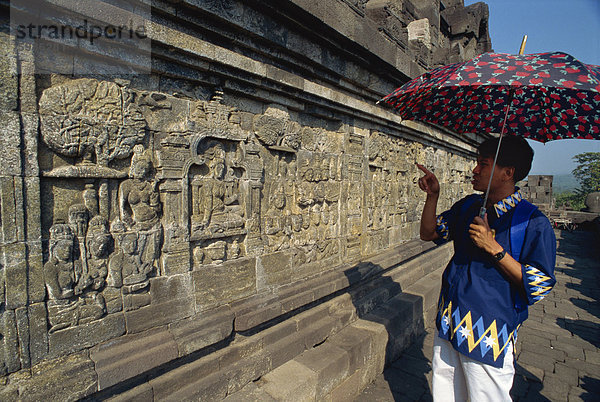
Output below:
[572,152,600,206]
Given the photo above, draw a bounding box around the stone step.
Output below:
[221,249,449,401]
[102,242,451,401]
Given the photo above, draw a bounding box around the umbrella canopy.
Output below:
[381,52,600,142]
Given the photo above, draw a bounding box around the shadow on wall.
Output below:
[343,257,431,400]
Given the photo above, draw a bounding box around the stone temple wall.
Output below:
[0,0,491,398]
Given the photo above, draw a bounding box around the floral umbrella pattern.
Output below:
[381,52,600,143]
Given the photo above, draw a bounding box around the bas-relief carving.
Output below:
[38,78,146,179]
[38,78,164,332]
[35,78,473,343]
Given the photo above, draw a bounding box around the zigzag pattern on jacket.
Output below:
[436,215,450,240]
[525,265,553,303]
[493,189,523,217]
[438,299,518,362]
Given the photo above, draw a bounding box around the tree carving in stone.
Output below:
[39,79,146,177]
[253,114,301,152]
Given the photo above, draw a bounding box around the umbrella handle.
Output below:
[479,206,487,219]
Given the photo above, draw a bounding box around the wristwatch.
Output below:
[493,249,507,262]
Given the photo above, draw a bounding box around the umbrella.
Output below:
[380,51,600,216]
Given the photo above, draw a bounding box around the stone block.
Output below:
[48,313,126,357]
[0,113,22,176]
[351,319,388,387]
[90,326,179,390]
[15,307,31,369]
[2,309,20,374]
[169,306,234,355]
[234,299,283,332]
[223,382,277,402]
[193,257,257,309]
[217,334,265,369]
[124,275,195,334]
[161,370,229,402]
[149,353,220,400]
[330,368,361,402]
[259,251,292,287]
[227,354,271,395]
[123,292,152,311]
[553,362,579,386]
[257,317,298,346]
[330,325,373,372]
[106,382,154,402]
[25,239,45,304]
[103,286,124,314]
[262,360,318,402]
[0,34,18,112]
[124,295,195,334]
[266,331,308,369]
[4,242,28,310]
[303,316,343,349]
[295,343,350,400]
[22,351,96,401]
[21,113,40,176]
[28,302,49,365]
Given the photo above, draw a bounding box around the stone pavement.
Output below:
[355,229,600,401]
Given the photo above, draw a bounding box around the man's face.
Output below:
[471,155,504,192]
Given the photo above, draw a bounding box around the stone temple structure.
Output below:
[0,0,492,399]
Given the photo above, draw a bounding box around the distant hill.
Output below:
[551,174,579,193]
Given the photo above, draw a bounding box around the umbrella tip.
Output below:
[376,100,381,105]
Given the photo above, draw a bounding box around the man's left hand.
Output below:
[469,213,503,255]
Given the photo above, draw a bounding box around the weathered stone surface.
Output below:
[193,257,257,309]
[90,326,179,390]
[169,305,234,355]
[262,360,319,402]
[0,113,22,177]
[105,382,154,402]
[295,343,350,400]
[0,33,18,112]
[27,303,48,365]
[124,275,195,333]
[48,313,126,357]
[17,351,96,401]
[4,242,28,310]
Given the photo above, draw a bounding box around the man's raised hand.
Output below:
[416,163,440,196]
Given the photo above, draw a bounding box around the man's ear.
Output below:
[503,166,515,182]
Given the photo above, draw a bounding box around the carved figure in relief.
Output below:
[44,224,80,300]
[118,145,163,271]
[84,216,111,290]
[44,223,107,332]
[264,187,290,251]
[195,141,244,234]
[109,232,151,287]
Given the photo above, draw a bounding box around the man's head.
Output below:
[478,135,534,183]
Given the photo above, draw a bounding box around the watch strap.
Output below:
[493,249,507,262]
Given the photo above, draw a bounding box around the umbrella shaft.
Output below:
[480,89,515,218]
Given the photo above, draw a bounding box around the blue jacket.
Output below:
[434,189,556,367]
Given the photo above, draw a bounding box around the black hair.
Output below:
[477,135,534,183]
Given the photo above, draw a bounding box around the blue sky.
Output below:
[464,0,600,174]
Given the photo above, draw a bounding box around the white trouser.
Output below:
[432,334,515,402]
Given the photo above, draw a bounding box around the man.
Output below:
[417,135,556,401]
